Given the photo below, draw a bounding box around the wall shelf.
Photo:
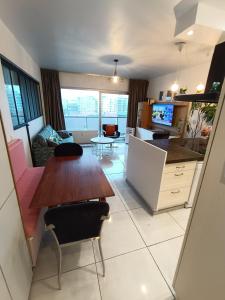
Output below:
[174,92,219,103]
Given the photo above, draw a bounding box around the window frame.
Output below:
[1,55,43,130]
[61,87,129,134]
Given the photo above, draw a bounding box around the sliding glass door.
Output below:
[101,93,129,135]
[61,89,129,136]
[61,89,99,131]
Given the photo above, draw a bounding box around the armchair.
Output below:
[102,124,120,139]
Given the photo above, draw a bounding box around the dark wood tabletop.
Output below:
[30,154,115,208]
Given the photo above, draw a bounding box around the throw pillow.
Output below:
[47,135,61,147]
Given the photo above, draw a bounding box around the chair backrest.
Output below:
[102,124,118,131]
[54,143,83,157]
[102,124,118,137]
[153,132,170,140]
[44,201,109,244]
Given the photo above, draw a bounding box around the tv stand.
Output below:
[136,100,189,138]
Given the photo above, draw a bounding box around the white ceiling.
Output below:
[0,0,224,79]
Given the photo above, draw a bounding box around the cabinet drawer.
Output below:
[163,161,197,174]
[160,169,195,191]
[158,186,191,210]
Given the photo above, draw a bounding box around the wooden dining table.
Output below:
[30,154,115,208]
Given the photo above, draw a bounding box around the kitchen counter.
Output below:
[145,138,207,164]
[127,135,205,213]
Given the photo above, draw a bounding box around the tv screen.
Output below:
[152,103,174,126]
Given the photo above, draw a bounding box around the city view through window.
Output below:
[61,89,129,135]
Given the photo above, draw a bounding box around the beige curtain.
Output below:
[127,79,149,128]
[41,69,65,131]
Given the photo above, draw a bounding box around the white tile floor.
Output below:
[30,143,191,300]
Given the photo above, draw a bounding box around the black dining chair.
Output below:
[44,201,109,289]
[54,142,83,157]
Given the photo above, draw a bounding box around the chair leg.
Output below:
[98,238,105,277]
[50,229,62,289]
[56,244,62,290]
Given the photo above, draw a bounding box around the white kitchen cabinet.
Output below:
[185,161,203,208]
[127,135,198,213]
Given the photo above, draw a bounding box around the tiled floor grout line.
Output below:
[147,234,184,248]
[33,261,96,283]
[146,247,176,299]
[93,246,148,264]
[127,208,176,298]
[168,211,188,232]
[109,180,185,248]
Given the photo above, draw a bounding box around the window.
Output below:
[1,59,43,129]
[101,93,129,135]
[61,89,99,131]
[61,89,129,135]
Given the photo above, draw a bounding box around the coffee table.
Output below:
[90,137,114,157]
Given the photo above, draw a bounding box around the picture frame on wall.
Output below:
[166,90,172,101]
[159,91,164,101]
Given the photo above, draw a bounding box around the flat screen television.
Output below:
[152,103,174,127]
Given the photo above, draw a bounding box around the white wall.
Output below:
[174,83,225,300]
[148,61,212,99]
[0,19,44,165]
[59,72,129,93]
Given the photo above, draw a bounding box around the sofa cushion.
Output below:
[60,136,74,143]
[32,125,64,148]
[32,125,74,166]
[17,167,44,237]
[8,139,27,182]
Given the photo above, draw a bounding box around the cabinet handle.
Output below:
[176,166,185,169]
[171,190,181,194]
[174,173,184,176]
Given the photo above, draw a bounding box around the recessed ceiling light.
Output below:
[187,30,194,36]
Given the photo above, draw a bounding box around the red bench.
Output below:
[8,139,45,266]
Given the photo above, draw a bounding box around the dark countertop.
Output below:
[145,138,207,164]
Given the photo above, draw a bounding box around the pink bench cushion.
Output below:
[8,139,45,238]
[17,167,44,237]
[8,139,27,182]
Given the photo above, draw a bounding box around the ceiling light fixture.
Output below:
[170,41,186,95]
[112,59,119,83]
[187,30,194,36]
